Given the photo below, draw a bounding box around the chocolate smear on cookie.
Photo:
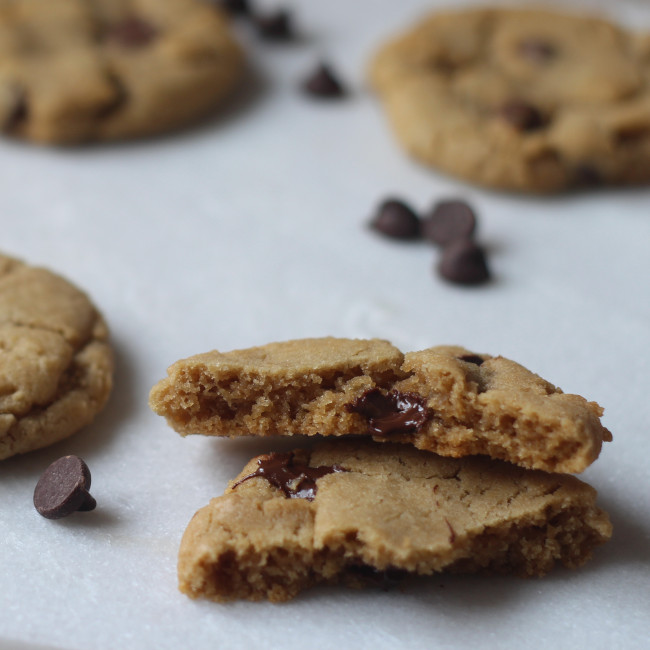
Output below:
[346,389,431,436]
[518,39,556,63]
[232,452,345,501]
[499,100,545,132]
[458,354,485,366]
[108,17,157,47]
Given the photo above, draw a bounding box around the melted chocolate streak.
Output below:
[346,389,431,436]
[231,452,346,501]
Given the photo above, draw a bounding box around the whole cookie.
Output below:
[0,254,113,460]
[0,0,244,143]
[369,8,650,192]
[178,440,612,602]
[149,337,611,474]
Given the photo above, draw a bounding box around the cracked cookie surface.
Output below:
[149,337,611,473]
[0,0,243,143]
[369,7,650,192]
[0,253,113,459]
[178,440,612,602]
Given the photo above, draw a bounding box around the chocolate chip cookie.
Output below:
[0,0,244,143]
[369,8,650,192]
[0,253,113,460]
[149,338,611,473]
[178,440,612,602]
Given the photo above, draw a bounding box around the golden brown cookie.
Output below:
[178,440,612,602]
[149,338,611,473]
[369,7,650,192]
[0,253,113,460]
[0,0,244,143]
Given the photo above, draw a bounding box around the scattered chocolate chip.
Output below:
[444,518,457,543]
[499,100,545,132]
[107,17,157,47]
[255,9,292,40]
[574,164,602,187]
[422,199,476,246]
[218,0,252,16]
[303,63,345,98]
[518,39,556,63]
[346,389,431,436]
[33,456,96,520]
[438,239,490,285]
[458,354,484,366]
[231,452,345,501]
[370,199,421,240]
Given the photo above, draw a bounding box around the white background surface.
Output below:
[1,1,649,648]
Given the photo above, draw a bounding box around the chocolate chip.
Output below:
[574,164,602,187]
[438,239,490,285]
[231,452,345,501]
[518,39,556,63]
[33,456,96,520]
[107,17,157,47]
[2,87,28,132]
[218,0,252,16]
[255,9,292,40]
[346,389,431,436]
[370,199,421,240]
[458,354,485,366]
[499,100,545,132]
[422,200,476,246]
[303,63,345,98]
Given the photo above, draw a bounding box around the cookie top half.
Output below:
[149,337,611,473]
[0,253,113,459]
[369,7,650,192]
[0,0,243,143]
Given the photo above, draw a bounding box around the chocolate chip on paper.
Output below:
[422,199,476,246]
[303,63,346,98]
[369,199,421,240]
[437,238,490,286]
[33,455,97,519]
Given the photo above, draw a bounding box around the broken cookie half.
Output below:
[149,337,611,473]
[178,440,612,602]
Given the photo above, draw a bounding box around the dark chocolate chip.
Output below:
[107,17,157,47]
[255,9,292,40]
[437,239,490,285]
[499,100,545,132]
[2,87,28,132]
[518,39,556,63]
[303,63,345,98]
[422,199,476,246]
[458,354,484,366]
[346,389,431,436]
[218,0,252,16]
[231,452,345,501]
[574,164,602,187]
[370,199,421,240]
[33,456,96,520]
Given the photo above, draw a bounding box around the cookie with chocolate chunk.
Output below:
[178,440,612,602]
[0,253,113,460]
[369,7,650,192]
[149,338,611,473]
[0,0,243,143]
